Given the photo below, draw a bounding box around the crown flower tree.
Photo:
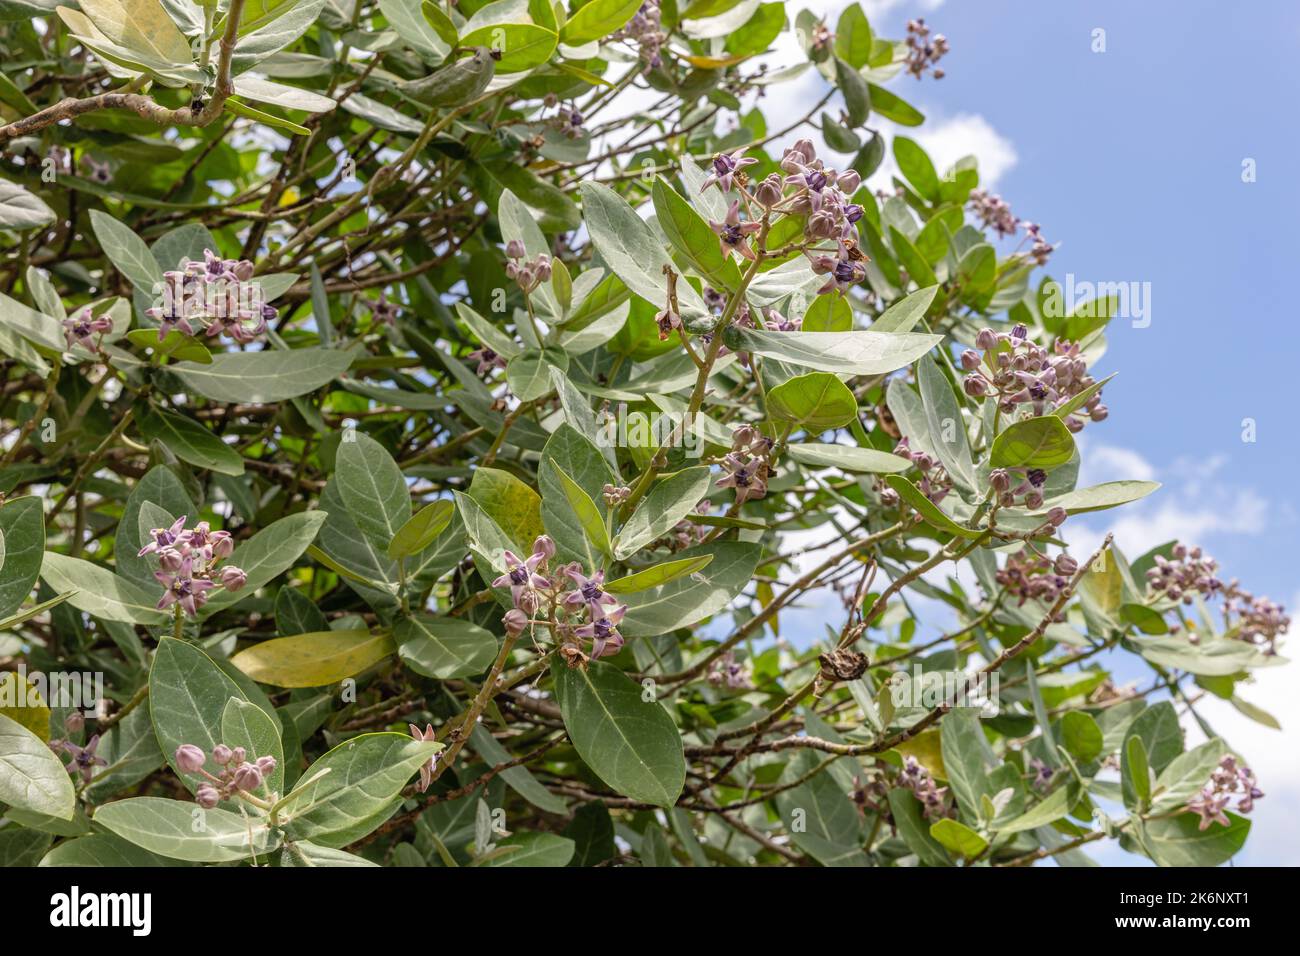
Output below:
[0,0,1287,870]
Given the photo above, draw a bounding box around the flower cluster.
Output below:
[493,535,630,666]
[989,466,1064,515]
[147,249,275,345]
[61,307,113,352]
[702,140,867,297]
[653,498,713,552]
[540,94,585,140]
[718,425,774,505]
[892,436,951,505]
[707,650,750,689]
[602,483,632,507]
[968,188,1019,238]
[1022,221,1056,266]
[613,1,666,70]
[138,516,246,616]
[962,325,1108,431]
[174,742,277,808]
[1186,755,1263,830]
[995,548,1077,607]
[905,18,950,80]
[898,756,952,820]
[1145,542,1222,604]
[505,240,552,294]
[1222,583,1289,655]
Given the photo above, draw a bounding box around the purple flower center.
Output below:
[581,581,602,602]
[510,567,529,586]
[593,619,613,639]
[806,170,827,191]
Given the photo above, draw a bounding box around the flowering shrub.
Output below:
[0,0,1288,870]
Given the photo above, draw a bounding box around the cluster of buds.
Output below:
[989,466,1049,511]
[967,189,1019,238]
[602,483,632,507]
[963,326,1108,431]
[1145,543,1222,604]
[504,240,552,294]
[1222,583,1289,655]
[61,306,114,352]
[898,756,952,820]
[613,1,665,70]
[718,425,774,506]
[995,549,1077,607]
[1186,755,1262,830]
[494,536,630,666]
[138,516,246,616]
[892,437,951,505]
[905,19,949,79]
[174,743,277,808]
[147,249,275,345]
[706,650,750,689]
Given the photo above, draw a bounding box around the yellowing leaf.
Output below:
[231,630,396,687]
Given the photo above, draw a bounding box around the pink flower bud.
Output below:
[196,784,220,809]
[212,744,234,765]
[220,566,247,592]
[1046,507,1068,527]
[157,548,185,572]
[532,535,556,562]
[255,755,278,777]
[210,532,234,559]
[505,239,526,259]
[230,746,246,764]
[233,762,263,792]
[175,744,206,773]
[503,608,528,637]
[976,328,998,350]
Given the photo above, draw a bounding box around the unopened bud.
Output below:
[175,744,206,773]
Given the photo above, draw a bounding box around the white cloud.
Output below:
[913,113,1019,188]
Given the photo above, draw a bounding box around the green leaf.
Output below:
[554,660,685,807]
[281,841,381,867]
[480,830,576,866]
[461,22,556,73]
[394,615,498,679]
[1123,735,1152,812]
[833,56,870,126]
[38,833,174,867]
[866,82,924,126]
[785,442,910,474]
[884,475,980,539]
[893,136,940,201]
[767,371,858,432]
[940,708,994,817]
[0,496,43,620]
[88,209,162,293]
[995,785,1073,834]
[275,587,328,636]
[1151,738,1229,813]
[652,176,741,290]
[199,511,328,618]
[469,723,567,814]
[561,0,640,44]
[137,407,245,476]
[615,466,712,560]
[231,630,395,688]
[1045,480,1161,514]
[620,542,759,636]
[802,294,852,332]
[173,347,353,403]
[726,327,942,376]
[775,749,870,866]
[0,713,75,820]
[222,698,285,794]
[1144,811,1249,867]
[387,500,455,560]
[278,732,442,847]
[1060,710,1103,762]
[39,553,167,625]
[929,818,988,859]
[605,554,714,594]
[989,415,1076,469]
[94,797,279,863]
[468,467,545,553]
[578,182,708,319]
[379,0,451,59]
[149,638,249,793]
[401,46,496,105]
[917,354,976,495]
[0,177,55,231]
[336,432,410,547]
[834,3,873,68]
[550,459,612,559]
[887,788,950,865]
[421,0,460,46]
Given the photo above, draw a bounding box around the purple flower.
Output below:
[53,734,107,783]
[563,567,617,615]
[709,199,762,262]
[575,603,628,660]
[468,346,507,376]
[701,148,758,194]
[138,516,187,557]
[717,452,768,505]
[491,549,550,608]
[61,309,112,351]
[155,557,216,616]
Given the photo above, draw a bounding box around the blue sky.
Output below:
[745,0,1299,864]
